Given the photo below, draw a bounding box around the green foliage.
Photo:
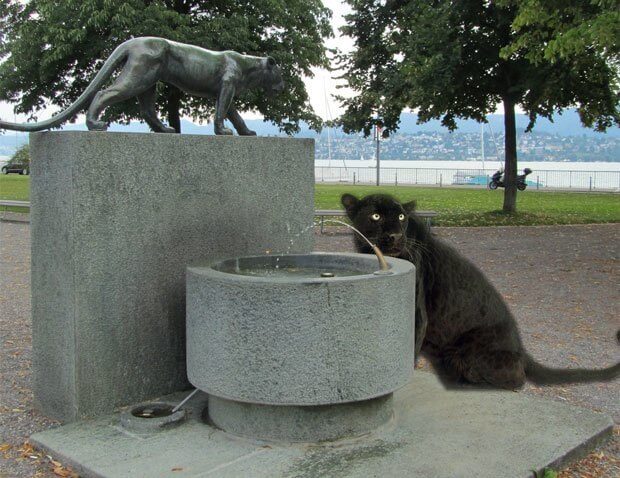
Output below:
[498,0,620,131]
[533,468,558,478]
[314,184,620,227]
[500,1,620,63]
[9,144,29,165]
[0,0,332,134]
[338,0,618,135]
[339,1,502,135]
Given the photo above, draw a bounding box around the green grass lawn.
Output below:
[315,184,620,226]
[0,174,29,200]
[1,176,618,226]
[0,175,30,213]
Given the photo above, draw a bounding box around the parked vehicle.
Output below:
[452,171,489,186]
[1,162,29,175]
[489,168,532,191]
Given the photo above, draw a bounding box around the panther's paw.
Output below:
[215,126,233,136]
[86,120,108,131]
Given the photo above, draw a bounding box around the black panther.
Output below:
[342,193,620,389]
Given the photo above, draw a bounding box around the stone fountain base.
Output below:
[207,394,394,442]
[30,372,613,478]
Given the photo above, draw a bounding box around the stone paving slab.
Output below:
[30,372,613,478]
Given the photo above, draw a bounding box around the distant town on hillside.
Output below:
[315,131,619,162]
[1,109,618,162]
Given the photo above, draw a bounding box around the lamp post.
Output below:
[375,124,381,186]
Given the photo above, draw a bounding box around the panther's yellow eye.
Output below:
[371,213,381,221]
[398,214,405,221]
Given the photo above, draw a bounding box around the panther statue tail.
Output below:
[0,43,129,132]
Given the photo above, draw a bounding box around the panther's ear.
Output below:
[267,57,277,68]
[402,200,417,212]
[341,193,359,218]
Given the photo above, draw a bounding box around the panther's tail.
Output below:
[524,330,620,385]
[0,41,130,132]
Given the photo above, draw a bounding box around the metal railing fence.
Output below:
[314,166,620,191]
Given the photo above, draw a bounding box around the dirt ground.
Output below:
[0,219,618,477]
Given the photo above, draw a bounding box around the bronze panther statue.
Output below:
[0,37,285,135]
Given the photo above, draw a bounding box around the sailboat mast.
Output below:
[323,78,332,167]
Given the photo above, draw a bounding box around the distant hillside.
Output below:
[1,108,618,160]
[395,110,620,137]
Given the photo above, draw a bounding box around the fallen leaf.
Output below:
[53,467,73,477]
[19,442,36,457]
[171,467,183,472]
[0,443,11,452]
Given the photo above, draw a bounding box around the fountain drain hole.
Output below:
[131,404,175,418]
[121,401,187,432]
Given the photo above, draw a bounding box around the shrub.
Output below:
[9,144,29,165]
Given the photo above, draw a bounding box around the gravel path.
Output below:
[1,220,618,477]
[1,221,59,478]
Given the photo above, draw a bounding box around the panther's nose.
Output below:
[389,233,403,243]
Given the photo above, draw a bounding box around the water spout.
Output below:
[319,219,390,272]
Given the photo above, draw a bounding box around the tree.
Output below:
[0,0,332,134]
[9,144,29,165]
[337,0,619,212]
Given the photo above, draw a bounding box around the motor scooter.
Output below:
[489,168,532,191]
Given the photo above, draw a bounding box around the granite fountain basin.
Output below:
[186,252,415,441]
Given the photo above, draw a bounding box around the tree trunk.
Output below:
[167,86,182,133]
[502,96,518,213]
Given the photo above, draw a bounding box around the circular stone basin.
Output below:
[186,252,415,406]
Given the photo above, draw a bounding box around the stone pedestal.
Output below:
[30,131,314,422]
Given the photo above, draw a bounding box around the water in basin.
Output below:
[228,266,367,278]
[213,254,379,279]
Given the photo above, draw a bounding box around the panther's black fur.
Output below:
[342,193,620,389]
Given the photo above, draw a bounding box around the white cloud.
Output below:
[303,1,354,120]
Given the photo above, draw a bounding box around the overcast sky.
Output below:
[0,1,354,125]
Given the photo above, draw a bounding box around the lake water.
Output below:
[315,159,620,172]
[6,154,617,171]
[3,155,618,189]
